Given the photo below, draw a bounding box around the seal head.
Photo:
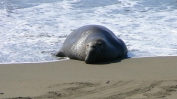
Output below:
[85,39,106,64]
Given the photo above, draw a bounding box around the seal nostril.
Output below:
[98,43,102,46]
[91,45,96,49]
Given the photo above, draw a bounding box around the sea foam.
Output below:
[0,0,177,63]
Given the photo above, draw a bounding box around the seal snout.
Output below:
[85,45,97,64]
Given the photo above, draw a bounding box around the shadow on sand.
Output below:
[90,56,131,65]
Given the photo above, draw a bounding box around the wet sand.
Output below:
[1,56,177,99]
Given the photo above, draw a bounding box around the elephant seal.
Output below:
[56,25,127,64]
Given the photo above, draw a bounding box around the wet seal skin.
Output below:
[56,25,127,64]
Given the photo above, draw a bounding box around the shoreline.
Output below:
[1,55,177,65]
[1,56,177,99]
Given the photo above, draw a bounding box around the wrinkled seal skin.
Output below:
[56,25,128,64]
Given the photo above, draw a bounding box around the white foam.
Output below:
[0,0,177,63]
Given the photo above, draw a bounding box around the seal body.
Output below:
[56,25,127,64]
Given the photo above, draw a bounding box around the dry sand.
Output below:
[1,56,177,99]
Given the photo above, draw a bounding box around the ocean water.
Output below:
[0,0,177,63]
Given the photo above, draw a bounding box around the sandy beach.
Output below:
[1,56,177,99]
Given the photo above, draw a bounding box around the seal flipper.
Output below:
[56,51,66,57]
